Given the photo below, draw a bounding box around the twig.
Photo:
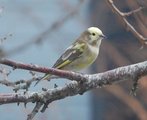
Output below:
[0,77,40,91]
[27,102,43,120]
[13,78,37,92]
[0,79,15,87]
[106,0,147,45]
[122,7,143,17]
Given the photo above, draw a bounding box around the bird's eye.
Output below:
[92,33,96,36]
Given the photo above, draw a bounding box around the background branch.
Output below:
[106,0,147,46]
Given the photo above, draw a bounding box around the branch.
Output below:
[106,0,147,45]
[0,58,84,82]
[27,102,43,120]
[122,7,143,16]
[0,59,147,119]
[0,58,87,91]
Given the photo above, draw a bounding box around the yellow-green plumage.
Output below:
[35,27,105,85]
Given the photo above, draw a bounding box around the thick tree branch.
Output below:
[0,59,146,104]
[1,58,146,84]
[0,58,147,119]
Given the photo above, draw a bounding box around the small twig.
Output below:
[0,77,40,91]
[13,78,38,92]
[0,79,15,87]
[122,7,143,17]
[130,78,139,96]
[27,102,43,120]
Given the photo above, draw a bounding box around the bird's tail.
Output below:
[34,74,51,86]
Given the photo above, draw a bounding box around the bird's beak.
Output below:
[100,34,107,39]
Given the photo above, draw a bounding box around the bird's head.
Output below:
[82,27,106,46]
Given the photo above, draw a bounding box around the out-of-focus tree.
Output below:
[89,0,147,120]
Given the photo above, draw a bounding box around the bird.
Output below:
[35,27,106,86]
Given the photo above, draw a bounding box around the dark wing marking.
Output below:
[53,42,86,69]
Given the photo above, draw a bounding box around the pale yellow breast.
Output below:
[63,44,99,71]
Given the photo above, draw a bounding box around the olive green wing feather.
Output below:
[53,42,86,69]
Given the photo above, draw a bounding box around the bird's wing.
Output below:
[53,42,86,69]
[34,42,86,86]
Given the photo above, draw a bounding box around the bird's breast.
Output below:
[64,45,99,71]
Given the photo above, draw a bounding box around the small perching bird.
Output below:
[35,27,106,85]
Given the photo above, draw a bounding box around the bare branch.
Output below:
[0,79,15,87]
[0,93,32,104]
[0,59,147,119]
[0,58,86,82]
[106,0,147,45]
[122,7,143,17]
[0,60,146,104]
[27,102,43,120]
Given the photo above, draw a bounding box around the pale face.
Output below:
[87,27,105,45]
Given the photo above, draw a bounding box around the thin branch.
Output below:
[0,58,85,82]
[0,77,38,91]
[0,79,15,87]
[106,0,147,45]
[27,102,43,120]
[122,7,143,16]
